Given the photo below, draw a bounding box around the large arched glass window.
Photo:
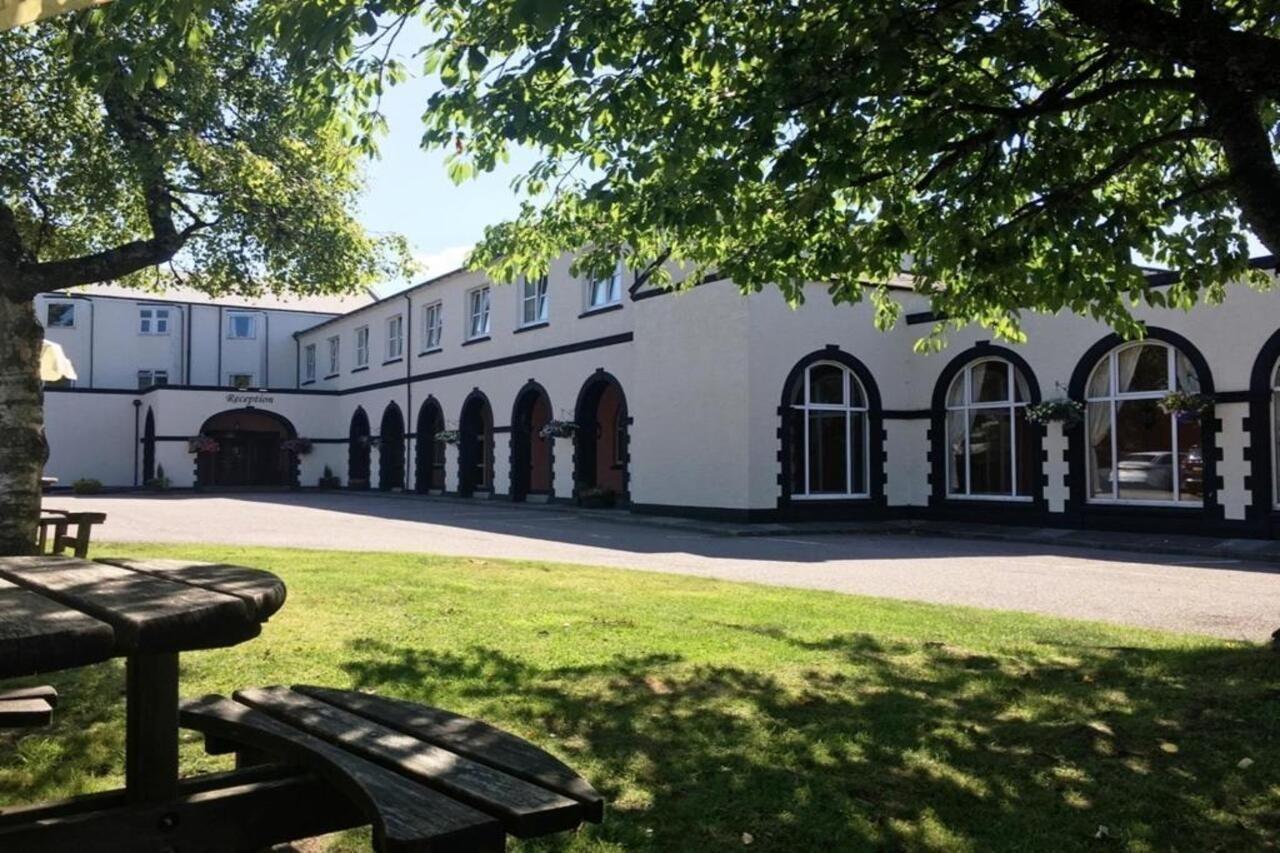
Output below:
[945,359,1032,498]
[1085,341,1203,504]
[787,362,869,498]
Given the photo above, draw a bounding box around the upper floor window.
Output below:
[304,344,317,382]
[1085,341,1203,504]
[137,369,169,389]
[422,301,443,351]
[944,358,1032,499]
[520,276,549,326]
[786,361,870,498]
[327,335,340,375]
[139,307,170,335]
[588,265,623,308]
[386,315,404,360]
[46,302,75,328]
[226,313,256,340]
[355,325,370,368]
[467,287,491,339]
[227,372,254,389]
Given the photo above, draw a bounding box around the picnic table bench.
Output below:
[0,556,603,851]
[35,509,107,559]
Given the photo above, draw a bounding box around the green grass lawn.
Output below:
[2,544,1278,851]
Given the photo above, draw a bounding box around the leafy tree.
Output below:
[389,0,1280,339]
[0,2,410,554]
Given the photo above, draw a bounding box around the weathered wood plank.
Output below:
[0,557,259,655]
[236,685,583,837]
[0,577,115,679]
[0,766,362,853]
[0,697,53,728]
[180,695,504,853]
[98,559,287,621]
[0,685,58,706]
[295,685,605,821]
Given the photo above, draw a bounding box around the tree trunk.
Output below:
[0,292,46,555]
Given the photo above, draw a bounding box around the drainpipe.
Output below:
[185,303,193,384]
[132,399,141,486]
[263,310,270,388]
[403,292,413,489]
[216,306,224,386]
[86,296,95,388]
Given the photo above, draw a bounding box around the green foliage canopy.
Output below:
[376,0,1280,343]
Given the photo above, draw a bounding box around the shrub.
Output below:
[72,478,103,494]
[147,464,171,491]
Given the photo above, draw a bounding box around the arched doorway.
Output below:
[196,408,297,488]
[348,407,371,489]
[574,372,628,500]
[142,408,156,484]
[378,402,406,491]
[511,382,553,501]
[458,391,494,497]
[415,398,445,493]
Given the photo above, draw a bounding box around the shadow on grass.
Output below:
[341,634,1280,852]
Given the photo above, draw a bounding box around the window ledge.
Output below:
[301,380,316,387]
[351,365,370,374]
[513,321,549,334]
[418,347,443,357]
[323,373,340,380]
[462,335,491,347]
[579,303,623,319]
[382,357,404,366]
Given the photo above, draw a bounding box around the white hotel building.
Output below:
[36,256,1280,539]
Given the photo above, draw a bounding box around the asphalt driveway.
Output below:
[51,491,1280,641]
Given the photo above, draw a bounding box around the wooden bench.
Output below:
[36,510,108,558]
[0,685,57,728]
[181,685,604,852]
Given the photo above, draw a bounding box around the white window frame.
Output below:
[944,359,1032,501]
[46,301,76,329]
[520,276,549,327]
[386,315,404,360]
[227,372,255,389]
[587,263,624,309]
[355,325,370,368]
[467,287,491,340]
[226,312,257,340]
[1273,361,1280,508]
[137,369,169,389]
[422,301,443,351]
[304,344,317,382]
[790,361,871,500]
[139,306,170,336]
[1085,341,1201,506]
[327,335,340,375]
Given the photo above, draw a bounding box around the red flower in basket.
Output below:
[188,436,220,454]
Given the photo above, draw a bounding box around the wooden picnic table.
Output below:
[0,556,602,851]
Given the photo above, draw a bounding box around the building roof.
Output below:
[48,282,376,316]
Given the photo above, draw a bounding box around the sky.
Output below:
[355,22,538,297]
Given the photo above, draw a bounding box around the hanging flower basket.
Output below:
[1024,398,1084,427]
[539,419,579,439]
[1158,391,1211,417]
[435,429,460,445]
[188,436,220,455]
[281,438,313,455]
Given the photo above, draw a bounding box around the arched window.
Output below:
[945,359,1032,498]
[787,362,869,498]
[1085,341,1203,504]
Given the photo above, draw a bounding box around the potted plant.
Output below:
[577,485,617,509]
[282,438,314,455]
[1159,390,1211,420]
[435,429,461,445]
[318,464,341,489]
[146,464,171,491]
[539,419,579,439]
[72,477,103,495]
[188,435,220,454]
[1024,397,1085,428]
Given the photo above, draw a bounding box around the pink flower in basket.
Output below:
[188,436,220,454]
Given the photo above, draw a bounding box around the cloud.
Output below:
[374,244,472,297]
